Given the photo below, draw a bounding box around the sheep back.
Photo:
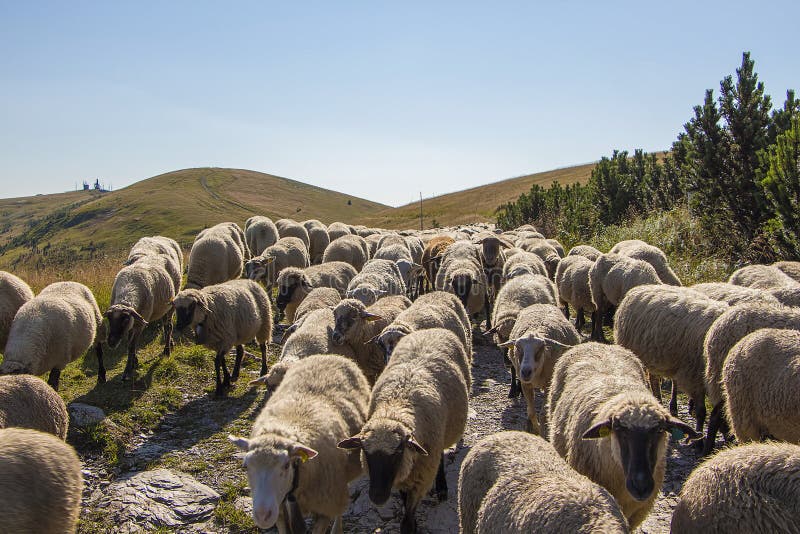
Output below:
[0,271,34,351]
[0,375,68,439]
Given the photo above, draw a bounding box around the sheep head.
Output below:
[172,289,209,336]
[105,304,148,348]
[373,325,410,362]
[245,256,274,282]
[332,299,382,345]
[346,286,385,307]
[275,269,312,311]
[498,334,571,384]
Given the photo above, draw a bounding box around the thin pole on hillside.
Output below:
[419,192,423,230]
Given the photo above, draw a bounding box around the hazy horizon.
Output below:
[1,1,798,207]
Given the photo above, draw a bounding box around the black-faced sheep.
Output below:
[275,262,357,323]
[244,236,310,292]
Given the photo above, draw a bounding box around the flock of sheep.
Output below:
[1,215,800,533]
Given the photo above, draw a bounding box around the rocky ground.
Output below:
[72,333,708,533]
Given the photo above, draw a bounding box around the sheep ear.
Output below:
[406,435,428,456]
[362,312,384,322]
[483,326,498,336]
[264,257,275,264]
[582,420,612,440]
[291,445,318,462]
[248,375,269,387]
[542,337,572,349]
[129,309,148,326]
[497,339,515,348]
[663,418,701,441]
[228,435,250,450]
[280,323,298,343]
[364,335,380,345]
[337,436,363,450]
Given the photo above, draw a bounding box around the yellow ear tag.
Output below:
[297,450,309,463]
[598,427,611,438]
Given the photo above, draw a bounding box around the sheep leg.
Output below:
[163,309,174,356]
[310,515,332,534]
[484,294,492,330]
[231,345,244,382]
[47,368,61,391]
[562,303,570,320]
[214,350,231,397]
[434,453,448,502]
[122,336,138,382]
[575,308,585,331]
[509,366,519,399]
[259,342,268,376]
[399,490,420,534]
[96,342,106,384]
[721,417,735,443]
[669,380,679,416]
[703,403,725,456]
[591,303,607,342]
[694,393,706,434]
[649,373,662,402]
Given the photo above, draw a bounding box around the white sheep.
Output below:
[729,263,799,290]
[547,342,697,529]
[517,238,560,279]
[0,375,69,439]
[614,285,729,434]
[275,262,358,323]
[244,236,310,291]
[173,279,272,397]
[555,254,596,331]
[327,221,353,242]
[186,222,248,289]
[302,219,331,264]
[322,234,370,271]
[124,235,184,292]
[275,218,311,249]
[293,287,341,324]
[499,304,580,434]
[0,271,34,352]
[244,216,279,256]
[0,428,83,533]
[588,253,662,342]
[723,328,800,443]
[691,281,781,306]
[338,328,470,533]
[567,244,602,261]
[459,431,628,534]
[609,239,681,286]
[0,281,105,390]
[501,250,549,280]
[671,442,800,533]
[346,259,407,306]
[229,355,370,532]
[106,254,176,381]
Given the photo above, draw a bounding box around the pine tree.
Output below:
[761,116,800,254]
[768,90,800,144]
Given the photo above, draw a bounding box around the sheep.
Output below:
[404,236,425,265]
[327,221,354,242]
[671,442,800,533]
[293,287,341,324]
[275,218,310,249]
[229,354,370,532]
[244,216,279,256]
[302,219,331,264]
[244,236,310,291]
[588,253,662,342]
[106,254,176,381]
[0,281,104,390]
[546,238,565,258]
[701,302,800,455]
[332,296,412,384]
[275,262,358,323]
[365,233,383,257]
[186,222,248,289]
[498,304,580,434]
[374,291,471,360]
[0,375,68,439]
[0,427,83,533]
[322,234,370,271]
[555,254,596,331]
[691,281,781,306]
[124,235,184,292]
[609,239,681,286]
[614,285,729,434]
[345,259,407,306]
[435,241,490,326]
[173,279,272,397]
[567,244,602,261]
[501,250,548,280]
[729,263,799,290]
[547,342,698,529]
[773,260,800,283]
[0,271,34,352]
[421,236,454,293]
[338,328,470,534]
[474,233,513,304]
[373,244,423,295]
[722,328,800,443]
[518,238,560,279]
[458,431,629,534]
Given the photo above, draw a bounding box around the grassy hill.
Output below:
[356,162,596,229]
[0,167,387,268]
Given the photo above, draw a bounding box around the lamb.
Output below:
[723,328,800,443]
[614,285,729,434]
[671,442,800,533]
[773,260,800,283]
[0,375,69,439]
[345,259,407,306]
[331,296,412,384]
[555,254,596,330]
[502,250,549,280]
[374,291,472,360]
[691,282,781,306]
[229,355,370,532]
[275,218,311,249]
[338,328,470,534]
[107,254,176,381]
[567,244,602,261]
[435,241,490,325]
[173,279,272,397]
[293,287,341,324]
[0,271,34,352]
[244,237,310,291]
[458,431,628,534]
[728,263,799,290]
[0,281,105,390]
[588,253,662,342]
[244,216,279,256]
[702,303,800,455]
[322,234,370,271]
[547,342,697,529]
[186,222,248,289]
[609,239,681,286]
[124,235,184,291]
[421,236,454,293]
[275,262,358,323]
[518,238,560,279]
[499,304,580,434]
[302,219,330,264]
[0,428,83,534]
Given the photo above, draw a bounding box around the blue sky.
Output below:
[1,1,797,206]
